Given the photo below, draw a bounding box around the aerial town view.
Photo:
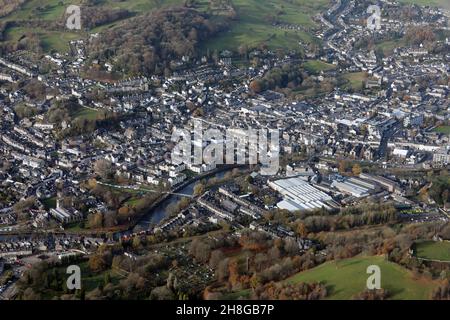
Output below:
[0,0,449,308]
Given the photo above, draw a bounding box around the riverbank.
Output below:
[0,165,244,240]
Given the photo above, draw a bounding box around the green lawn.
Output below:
[285,256,437,300]
[304,60,336,74]
[415,241,450,262]
[434,126,450,135]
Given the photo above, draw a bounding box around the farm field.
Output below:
[285,256,438,300]
[222,255,439,300]
[415,241,450,261]
[203,0,330,52]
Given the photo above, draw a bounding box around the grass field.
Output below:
[72,107,101,121]
[398,0,450,8]
[375,38,408,56]
[285,256,437,300]
[303,60,336,74]
[341,72,368,91]
[415,241,450,261]
[203,0,329,52]
[4,24,82,53]
[1,0,445,54]
[43,261,123,297]
[0,0,185,53]
[434,126,450,135]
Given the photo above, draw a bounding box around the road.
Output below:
[376,121,402,160]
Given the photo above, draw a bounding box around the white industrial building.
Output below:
[331,180,370,198]
[269,177,334,212]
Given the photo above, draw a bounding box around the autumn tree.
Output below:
[352,163,362,176]
[94,159,114,180]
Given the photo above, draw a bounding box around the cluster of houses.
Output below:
[0,0,447,240]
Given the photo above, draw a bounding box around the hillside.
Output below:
[285,256,439,300]
[0,0,331,54]
[87,7,229,75]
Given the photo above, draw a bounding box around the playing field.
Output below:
[415,241,450,262]
[285,256,438,300]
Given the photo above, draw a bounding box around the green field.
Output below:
[203,0,329,52]
[72,107,101,121]
[303,60,336,74]
[341,72,368,91]
[2,0,447,54]
[0,0,325,53]
[0,0,186,53]
[376,38,408,56]
[415,241,450,262]
[398,0,450,8]
[42,261,122,297]
[285,256,437,300]
[434,126,450,135]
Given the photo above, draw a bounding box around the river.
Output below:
[132,170,228,232]
[0,169,234,241]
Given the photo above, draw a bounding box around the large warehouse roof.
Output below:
[269,177,333,212]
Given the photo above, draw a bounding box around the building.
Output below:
[433,148,450,165]
[331,179,372,198]
[359,173,397,193]
[269,177,334,212]
[49,200,83,224]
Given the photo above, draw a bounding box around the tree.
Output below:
[249,80,264,93]
[89,253,108,273]
[352,164,362,176]
[87,212,103,229]
[338,160,349,174]
[193,182,206,196]
[94,159,113,180]
[209,249,225,269]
